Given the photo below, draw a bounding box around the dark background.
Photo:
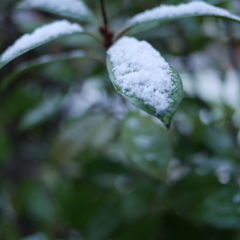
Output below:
[0,0,240,239]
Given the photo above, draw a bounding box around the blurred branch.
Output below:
[225,22,240,80]
[100,0,108,30]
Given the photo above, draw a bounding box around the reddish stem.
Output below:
[99,0,114,49]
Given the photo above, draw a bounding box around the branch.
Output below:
[99,0,113,49]
[100,0,108,29]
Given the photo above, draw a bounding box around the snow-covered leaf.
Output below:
[17,0,95,23]
[125,1,240,34]
[107,36,183,127]
[0,20,83,69]
[121,111,173,180]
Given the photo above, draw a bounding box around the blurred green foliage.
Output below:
[0,0,240,239]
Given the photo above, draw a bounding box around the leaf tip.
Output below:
[165,122,171,130]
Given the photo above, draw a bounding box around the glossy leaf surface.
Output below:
[120,111,173,180]
[107,36,183,127]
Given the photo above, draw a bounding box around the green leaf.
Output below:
[125,1,240,34]
[107,36,183,127]
[0,20,84,69]
[19,95,62,131]
[17,0,96,23]
[20,233,47,240]
[1,50,85,91]
[16,181,55,223]
[53,112,119,162]
[120,111,173,181]
[196,185,240,229]
[87,197,122,240]
[167,174,240,229]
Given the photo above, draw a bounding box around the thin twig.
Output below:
[100,0,108,29]
[84,32,102,45]
[99,0,113,49]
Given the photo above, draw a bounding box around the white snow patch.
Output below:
[126,117,139,129]
[215,164,231,184]
[0,20,83,64]
[144,153,157,161]
[233,193,240,203]
[18,0,91,19]
[134,135,153,148]
[222,69,240,110]
[195,69,222,104]
[127,1,240,26]
[107,37,174,114]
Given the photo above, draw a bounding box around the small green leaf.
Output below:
[120,111,173,181]
[107,36,183,127]
[17,0,96,23]
[0,20,84,69]
[125,1,240,34]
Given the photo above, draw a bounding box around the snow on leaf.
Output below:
[17,0,95,23]
[0,20,83,69]
[107,36,183,127]
[126,1,240,34]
